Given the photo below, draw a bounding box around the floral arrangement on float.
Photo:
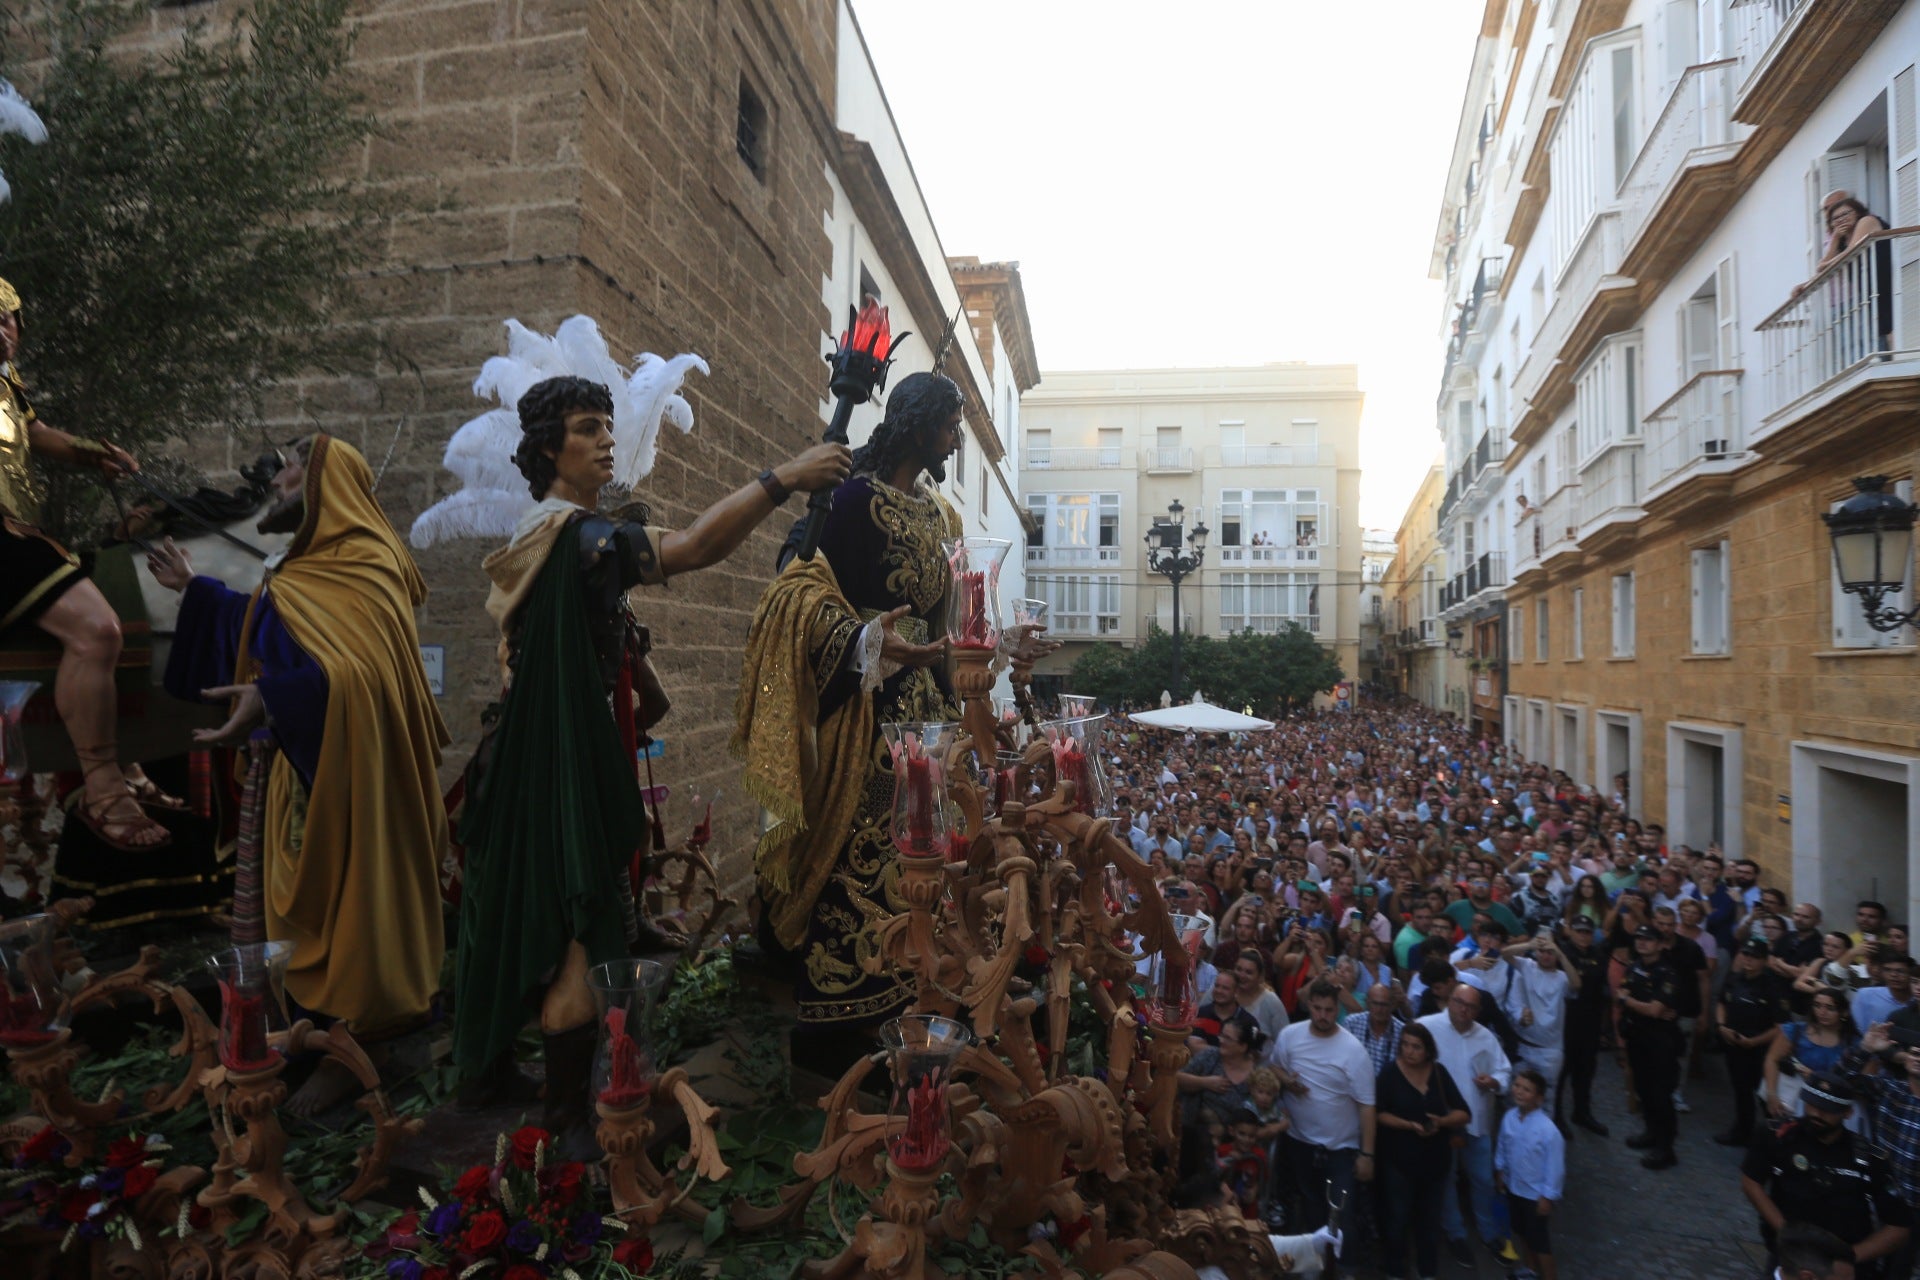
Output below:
[363,1125,655,1280]
[0,1127,200,1256]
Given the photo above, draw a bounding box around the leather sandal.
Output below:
[125,772,189,812]
[72,791,173,852]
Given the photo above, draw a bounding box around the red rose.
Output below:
[612,1237,654,1274]
[20,1125,60,1163]
[501,1267,543,1280]
[1023,944,1050,968]
[547,1161,583,1190]
[422,1271,452,1280]
[1058,1214,1092,1248]
[58,1188,95,1223]
[121,1165,158,1198]
[453,1165,493,1202]
[508,1126,549,1170]
[187,1203,211,1231]
[462,1209,507,1253]
[104,1137,145,1169]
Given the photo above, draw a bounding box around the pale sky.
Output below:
[853,0,1484,530]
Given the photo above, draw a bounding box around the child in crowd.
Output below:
[1495,1067,1565,1280]
[1216,1105,1271,1220]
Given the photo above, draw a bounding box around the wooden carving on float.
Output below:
[724,647,1283,1279]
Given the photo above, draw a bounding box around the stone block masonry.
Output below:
[123,0,854,901]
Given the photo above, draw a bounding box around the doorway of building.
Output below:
[1815,767,1909,922]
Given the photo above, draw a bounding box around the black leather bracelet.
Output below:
[758,468,791,505]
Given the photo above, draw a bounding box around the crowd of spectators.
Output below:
[1098,694,1909,1279]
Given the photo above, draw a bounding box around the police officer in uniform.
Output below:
[1618,924,1683,1168]
[1557,915,1612,1135]
[1719,935,1791,1146]
[1741,1074,1912,1278]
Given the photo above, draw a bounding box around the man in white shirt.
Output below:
[1506,933,1577,1117]
[1419,984,1516,1268]
[1270,979,1376,1261]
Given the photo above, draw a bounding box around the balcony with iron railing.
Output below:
[1731,0,1904,132]
[1619,59,1746,280]
[1025,545,1123,567]
[1216,543,1323,568]
[1214,444,1337,468]
[1512,211,1631,440]
[1577,443,1645,533]
[1755,229,1920,438]
[1142,446,1195,472]
[1644,370,1746,499]
[1219,613,1323,637]
[1440,257,1510,388]
[1513,483,1582,577]
[1022,447,1125,470]
[1473,550,1507,597]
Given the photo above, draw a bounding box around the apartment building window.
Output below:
[1220,573,1321,634]
[1040,574,1120,636]
[1097,428,1122,466]
[1574,334,1643,462]
[1027,430,1051,468]
[735,76,768,181]
[1536,600,1550,661]
[1611,572,1636,657]
[1571,587,1585,659]
[1155,426,1182,468]
[952,424,966,483]
[1548,32,1641,272]
[1510,606,1525,662]
[1691,541,1731,655]
[1219,490,1324,551]
[1025,494,1121,563]
[980,463,989,518]
[1831,480,1913,649]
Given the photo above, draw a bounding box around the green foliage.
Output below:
[1069,623,1344,717]
[0,0,394,541]
[652,946,743,1070]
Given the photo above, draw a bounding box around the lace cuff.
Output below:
[855,620,901,693]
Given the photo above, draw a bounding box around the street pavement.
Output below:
[1337,1044,1768,1280]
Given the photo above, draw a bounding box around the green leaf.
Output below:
[702,1203,727,1247]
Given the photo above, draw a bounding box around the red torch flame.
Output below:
[849,296,892,359]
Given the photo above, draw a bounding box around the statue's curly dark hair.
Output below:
[512,375,615,500]
[774,371,964,569]
[850,371,963,484]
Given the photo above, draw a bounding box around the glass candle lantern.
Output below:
[942,538,1011,652]
[882,722,963,860]
[1039,714,1113,816]
[0,914,65,1049]
[1010,598,1049,642]
[0,681,40,785]
[587,958,669,1109]
[1058,692,1096,718]
[1142,914,1209,1030]
[207,941,293,1072]
[880,1014,972,1173]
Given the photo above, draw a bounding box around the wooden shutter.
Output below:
[1891,63,1918,349]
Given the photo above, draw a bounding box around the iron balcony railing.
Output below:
[1729,0,1809,101]
[1578,444,1645,530]
[1645,369,1745,492]
[1755,228,1919,427]
[1142,447,1195,471]
[1025,546,1122,567]
[1216,544,1322,567]
[1022,446,1124,470]
[1620,59,1740,258]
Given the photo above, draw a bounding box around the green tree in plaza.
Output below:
[0,0,387,541]
[1066,623,1344,716]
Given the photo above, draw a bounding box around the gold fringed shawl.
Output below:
[730,552,873,950]
[235,436,451,1039]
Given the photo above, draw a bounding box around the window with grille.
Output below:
[1219,573,1321,634]
[1040,574,1120,636]
[736,77,768,180]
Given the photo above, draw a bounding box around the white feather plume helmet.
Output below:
[408,315,708,548]
[0,79,50,207]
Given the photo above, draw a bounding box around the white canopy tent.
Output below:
[1126,695,1274,733]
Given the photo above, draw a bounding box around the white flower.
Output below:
[418,1186,440,1211]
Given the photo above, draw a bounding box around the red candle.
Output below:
[947,832,972,863]
[905,753,934,852]
[0,987,53,1047]
[217,980,274,1071]
[954,571,991,648]
[600,1006,650,1106]
[1053,740,1093,815]
[892,1072,950,1171]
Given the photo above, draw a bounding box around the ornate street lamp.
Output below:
[1823,476,1920,634]
[1445,624,1473,658]
[1144,499,1209,699]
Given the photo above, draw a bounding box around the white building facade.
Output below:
[1016,365,1364,691]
